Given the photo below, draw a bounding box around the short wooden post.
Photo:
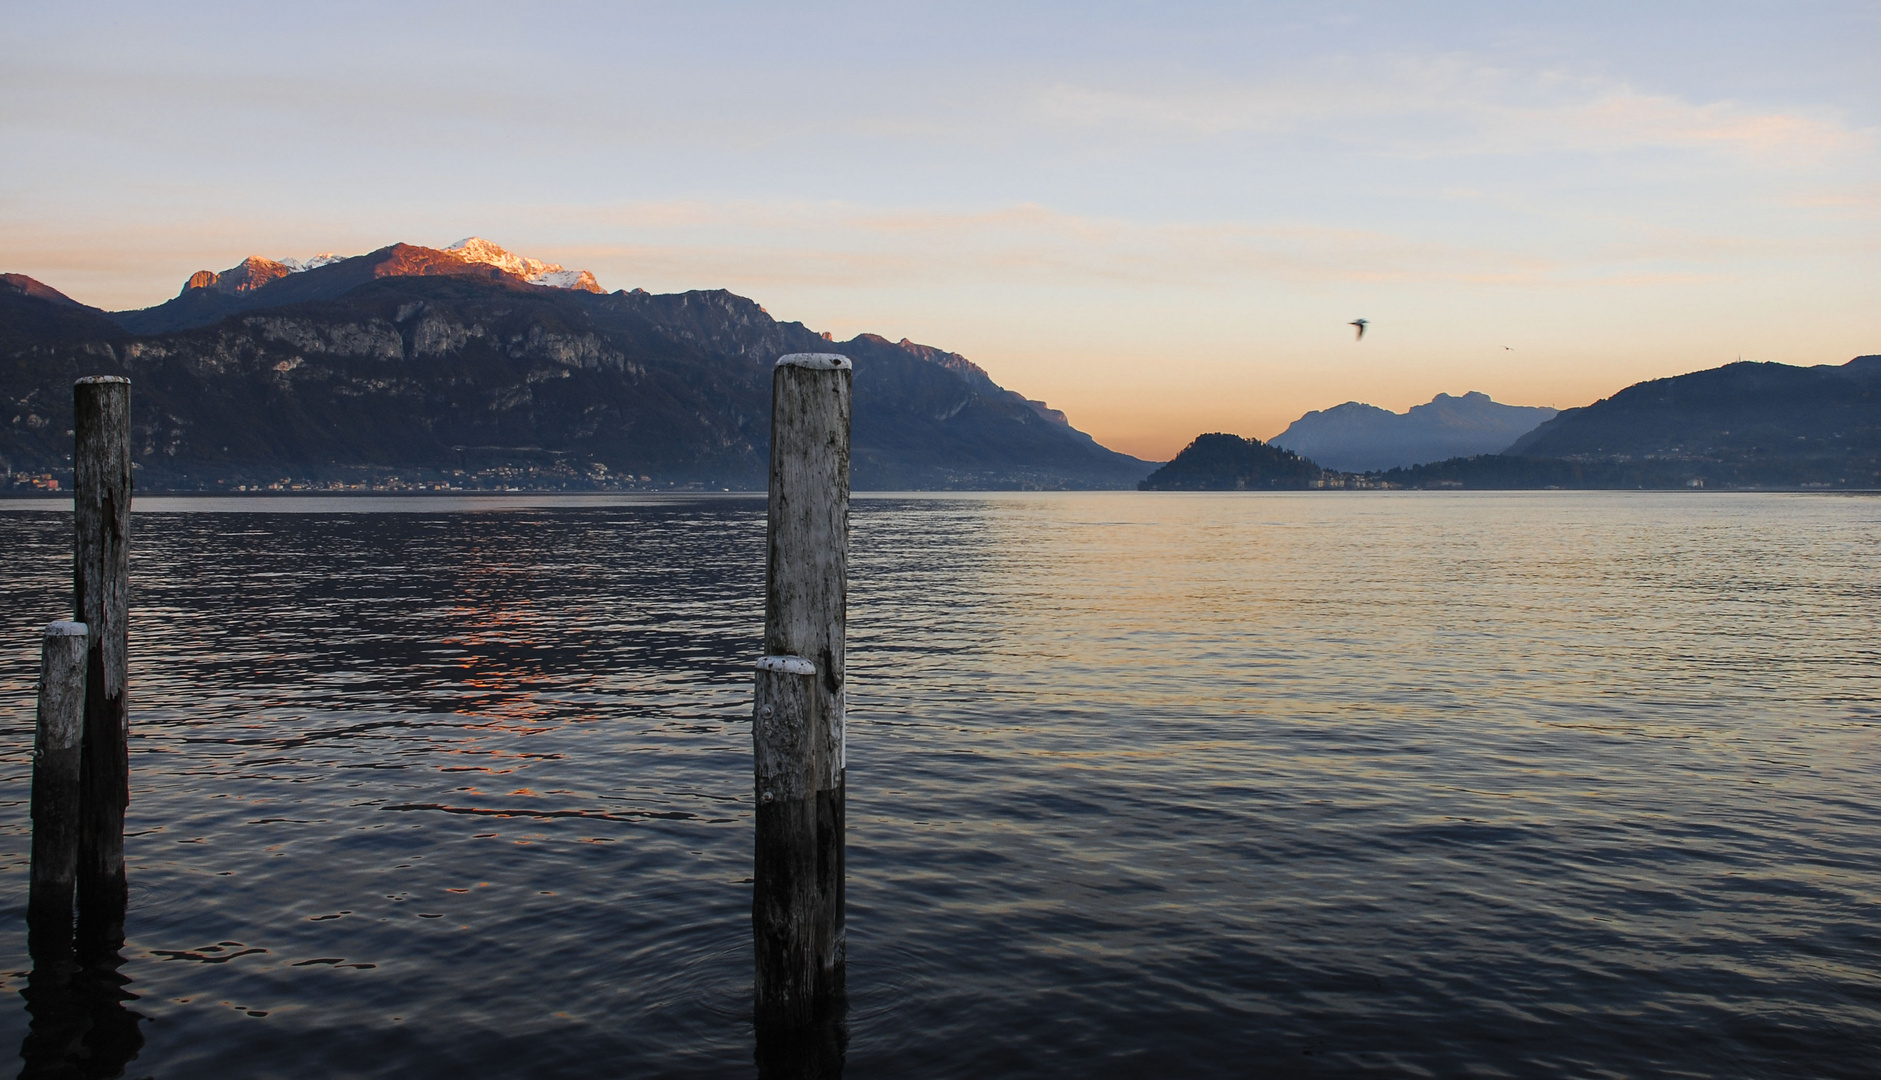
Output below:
[29,621,87,942]
[73,376,131,942]
[753,353,851,1036]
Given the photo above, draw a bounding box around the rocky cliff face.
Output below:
[182,256,296,296]
[2,258,1151,491]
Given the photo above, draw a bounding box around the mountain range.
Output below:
[173,238,601,304]
[1270,392,1556,472]
[1143,355,1881,491]
[1507,357,1881,483]
[7,237,1874,494]
[2,240,1152,492]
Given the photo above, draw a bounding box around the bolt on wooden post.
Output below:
[753,353,851,1032]
[73,376,131,942]
[29,621,88,944]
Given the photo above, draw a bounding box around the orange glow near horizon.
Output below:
[12,226,1874,463]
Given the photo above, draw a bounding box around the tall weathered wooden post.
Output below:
[73,376,131,945]
[22,622,88,1077]
[29,621,88,943]
[753,353,851,1045]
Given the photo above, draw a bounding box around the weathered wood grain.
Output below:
[765,353,851,700]
[754,354,851,1039]
[29,621,87,945]
[73,376,131,943]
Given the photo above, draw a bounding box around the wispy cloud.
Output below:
[4,188,1842,313]
[1784,184,1881,220]
[531,197,1798,302]
[1488,91,1870,160]
[1026,59,1873,164]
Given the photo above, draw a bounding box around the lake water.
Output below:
[1,491,1878,1078]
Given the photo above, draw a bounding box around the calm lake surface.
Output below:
[1,491,1878,1078]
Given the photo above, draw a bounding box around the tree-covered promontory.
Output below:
[1137,433,1324,490]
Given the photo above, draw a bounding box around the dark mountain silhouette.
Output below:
[1504,356,1881,488]
[1,275,127,358]
[2,274,96,310]
[1137,433,1322,490]
[1142,354,1881,492]
[2,246,1153,491]
[1271,391,1556,472]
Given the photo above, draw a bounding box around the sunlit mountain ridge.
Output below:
[0,246,1149,492]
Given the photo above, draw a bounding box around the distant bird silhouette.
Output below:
[1350,318,1368,341]
[1504,346,1513,351]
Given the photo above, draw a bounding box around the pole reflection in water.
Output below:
[755,997,847,1080]
[19,884,143,1079]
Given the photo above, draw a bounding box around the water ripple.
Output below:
[0,492,1876,1076]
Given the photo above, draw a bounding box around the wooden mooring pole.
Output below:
[29,621,87,943]
[753,353,851,1046]
[21,623,88,1079]
[73,376,131,945]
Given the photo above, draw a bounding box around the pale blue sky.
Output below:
[5,1,1876,456]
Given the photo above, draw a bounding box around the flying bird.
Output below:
[1350,318,1368,341]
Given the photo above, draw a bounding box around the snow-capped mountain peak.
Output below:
[182,239,605,297]
[447,237,550,278]
[445,237,602,292]
[278,253,351,272]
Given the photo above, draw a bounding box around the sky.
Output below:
[4,2,1877,459]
